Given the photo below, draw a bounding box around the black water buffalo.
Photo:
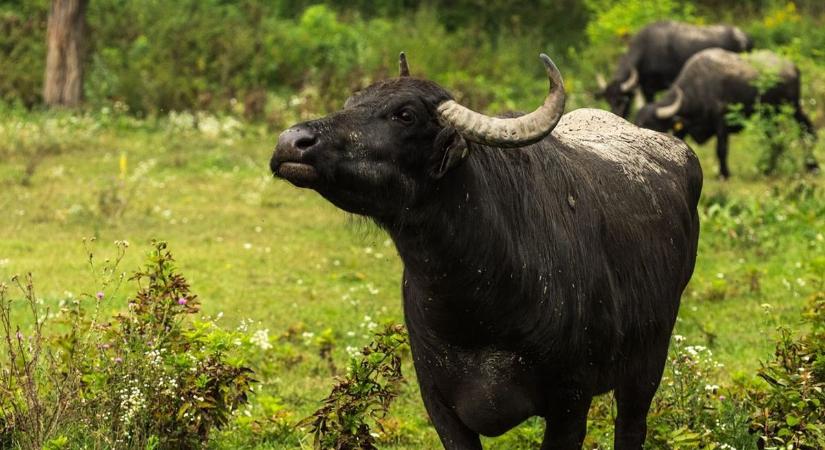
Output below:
[636,48,819,178]
[271,53,702,449]
[598,21,752,118]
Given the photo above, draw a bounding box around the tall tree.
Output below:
[43,0,88,107]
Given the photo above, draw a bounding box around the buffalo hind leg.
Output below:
[613,339,670,450]
[540,394,592,450]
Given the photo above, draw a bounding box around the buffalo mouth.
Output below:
[273,161,320,188]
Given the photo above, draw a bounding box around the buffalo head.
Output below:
[271,53,565,219]
[636,86,683,133]
[596,67,638,118]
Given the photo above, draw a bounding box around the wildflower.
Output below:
[301,331,315,344]
[15,331,23,340]
[96,291,105,300]
[114,357,123,363]
[251,329,272,350]
[178,297,187,305]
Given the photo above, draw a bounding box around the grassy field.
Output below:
[1,104,822,448]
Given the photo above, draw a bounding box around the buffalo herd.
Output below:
[602,20,818,177]
[270,20,816,450]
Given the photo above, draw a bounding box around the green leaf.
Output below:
[786,415,801,427]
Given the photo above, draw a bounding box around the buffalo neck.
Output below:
[380,146,574,343]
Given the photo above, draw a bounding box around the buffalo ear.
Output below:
[429,128,469,179]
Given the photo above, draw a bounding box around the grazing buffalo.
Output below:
[271,53,702,449]
[636,48,819,178]
[598,21,752,118]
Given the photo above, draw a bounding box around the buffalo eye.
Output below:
[392,108,416,126]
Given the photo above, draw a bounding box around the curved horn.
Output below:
[655,86,684,120]
[399,52,410,77]
[436,53,565,148]
[596,73,607,90]
[619,67,638,93]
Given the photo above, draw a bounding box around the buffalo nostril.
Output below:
[295,135,318,150]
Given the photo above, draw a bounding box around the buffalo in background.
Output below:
[636,48,819,178]
[272,53,702,449]
[598,21,752,118]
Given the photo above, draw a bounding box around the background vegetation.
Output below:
[1,0,824,449]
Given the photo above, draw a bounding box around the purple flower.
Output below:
[114,357,123,364]
[15,331,23,340]
[96,291,105,300]
[178,297,187,305]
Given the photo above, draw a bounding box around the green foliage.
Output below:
[584,0,697,49]
[0,241,256,450]
[726,102,815,175]
[1,1,587,118]
[0,2,48,107]
[299,323,408,450]
[647,336,756,450]
[0,275,81,450]
[749,291,825,450]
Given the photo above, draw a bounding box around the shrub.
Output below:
[0,274,81,450]
[726,101,816,176]
[300,323,407,450]
[647,335,756,449]
[0,240,256,450]
[749,291,825,450]
[0,2,48,107]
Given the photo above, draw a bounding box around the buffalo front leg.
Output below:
[715,125,731,179]
[408,338,481,449]
[418,382,482,450]
[540,394,592,450]
[613,338,670,450]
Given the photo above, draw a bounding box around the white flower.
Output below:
[251,329,272,350]
[301,331,315,345]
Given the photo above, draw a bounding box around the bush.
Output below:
[647,335,757,450]
[1,1,586,118]
[299,323,407,450]
[727,102,816,175]
[0,2,48,107]
[749,291,825,450]
[0,240,256,450]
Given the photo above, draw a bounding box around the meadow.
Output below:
[1,1,824,449]
[1,103,822,449]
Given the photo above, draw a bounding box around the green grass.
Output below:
[0,108,822,448]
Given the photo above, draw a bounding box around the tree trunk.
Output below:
[43,0,88,107]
